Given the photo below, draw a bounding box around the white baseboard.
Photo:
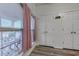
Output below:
[23,42,38,56]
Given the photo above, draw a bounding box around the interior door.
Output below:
[45,15,55,47]
[63,12,73,49]
[39,16,47,45]
[53,15,64,48]
[39,15,55,46]
[41,15,64,48]
[39,15,64,48]
[73,11,79,50]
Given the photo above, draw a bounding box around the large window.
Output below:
[0,17,23,56]
[1,18,12,28]
[14,20,23,28]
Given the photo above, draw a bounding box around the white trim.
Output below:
[23,42,38,56]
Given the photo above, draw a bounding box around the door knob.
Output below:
[74,32,76,34]
[71,32,73,34]
[44,31,48,33]
[71,32,76,34]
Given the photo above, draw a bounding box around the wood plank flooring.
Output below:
[30,45,79,56]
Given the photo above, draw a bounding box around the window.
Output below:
[14,20,23,28]
[0,18,23,29]
[30,16,35,46]
[1,18,12,28]
[0,17,23,56]
[1,31,22,56]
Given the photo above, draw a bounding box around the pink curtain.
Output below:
[22,4,32,53]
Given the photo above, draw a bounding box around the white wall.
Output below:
[27,3,79,45]
[36,3,79,16]
[27,3,36,16]
[35,3,79,44]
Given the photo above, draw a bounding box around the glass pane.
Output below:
[14,20,23,28]
[0,32,1,48]
[1,18,12,28]
[0,18,22,56]
[31,16,35,30]
[0,32,1,56]
[2,45,19,56]
[15,31,22,53]
[0,49,1,56]
[2,31,22,47]
[2,32,15,47]
[31,16,35,45]
[8,32,16,43]
[2,46,12,56]
[15,31,22,41]
[1,31,22,56]
[2,32,10,47]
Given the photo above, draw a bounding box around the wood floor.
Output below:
[30,45,79,56]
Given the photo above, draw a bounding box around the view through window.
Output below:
[31,16,35,46]
[0,17,23,56]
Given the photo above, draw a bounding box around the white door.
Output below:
[39,16,47,45]
[53,15,64,48]
[63,12,73,49]
[44,15,64,48]
[39,15,64,48]
[45,15,55,47]
[39,15,55,46]
[73,11,79,50]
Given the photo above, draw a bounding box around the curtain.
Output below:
[22,4,31,53]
